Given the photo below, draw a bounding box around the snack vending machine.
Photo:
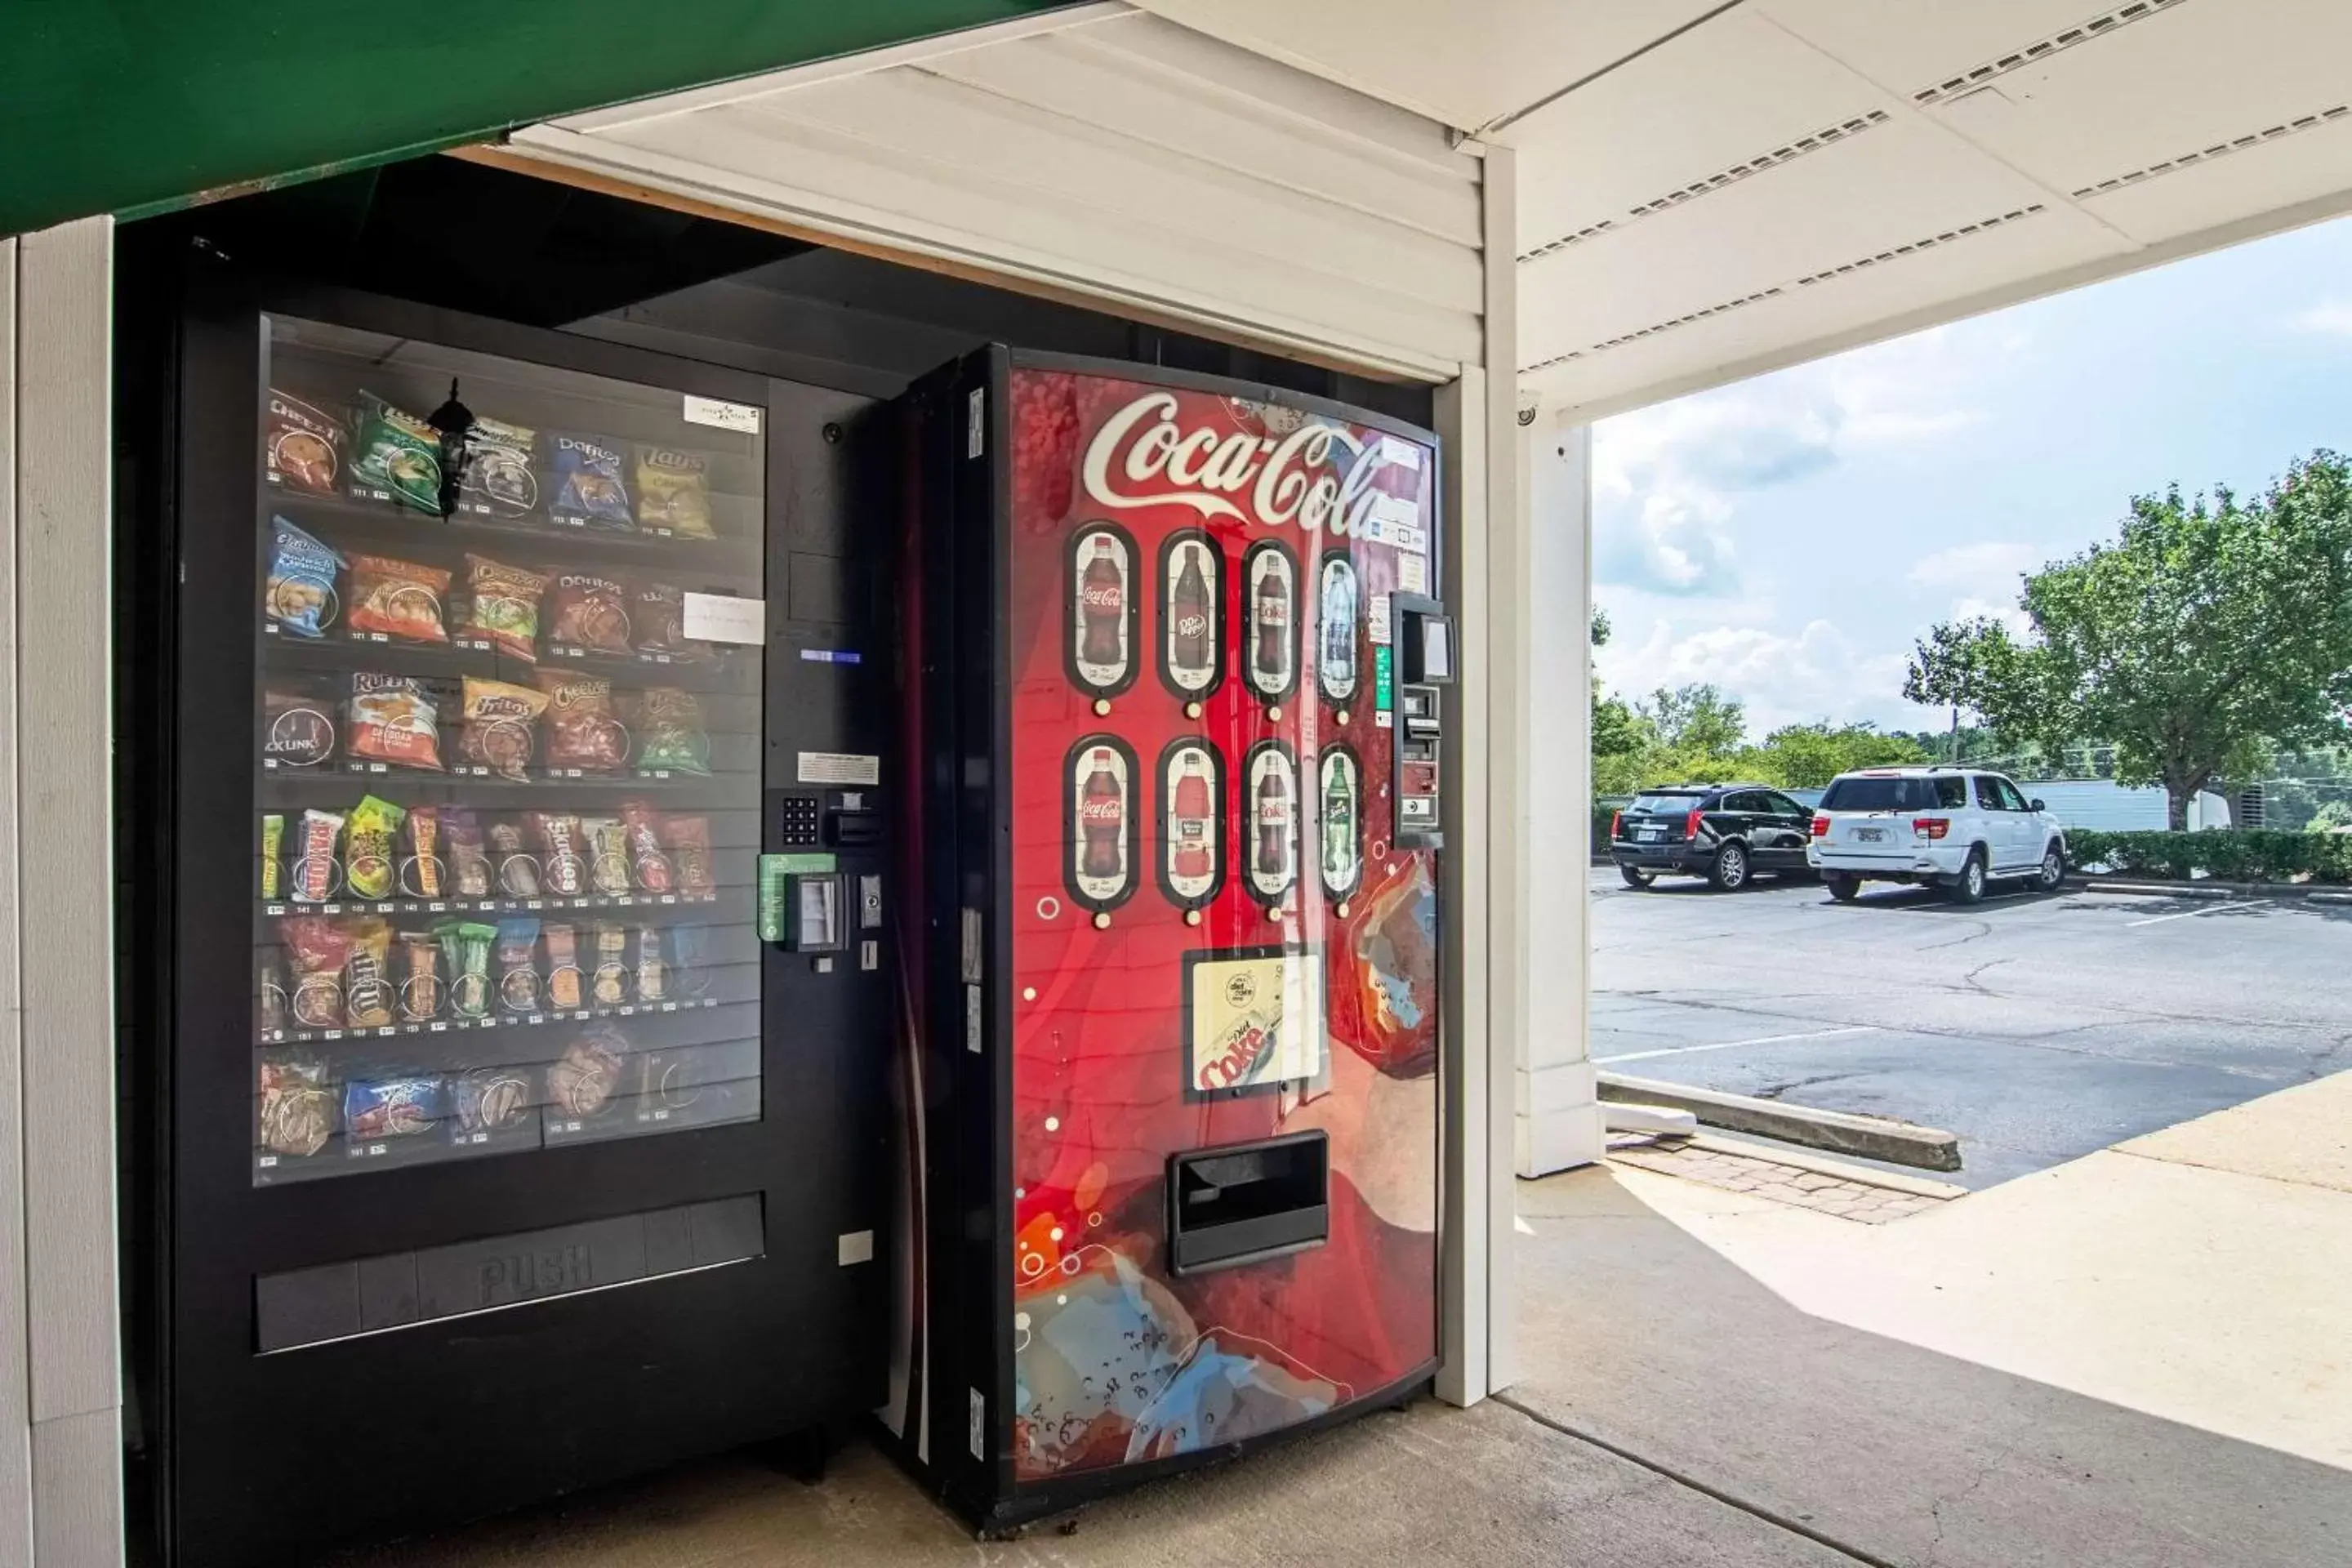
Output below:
[891,351,1447,1526]
[153,276,891,1566]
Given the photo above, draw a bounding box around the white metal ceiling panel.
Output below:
[2079,109,2352,243]
[506,6,1485,381]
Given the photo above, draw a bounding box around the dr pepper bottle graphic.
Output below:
[1157,529,1223,700]
[1067,524,1138,697]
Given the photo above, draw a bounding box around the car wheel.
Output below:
[1619,865,1655,889]
[1824,873,1860,902]
[2034,842,2065,893]
[1948,848,1988,904]
[1708,841,1749,892]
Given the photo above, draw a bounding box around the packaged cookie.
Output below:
[345,555,451,644]
[458,555,548,662]
[349,392,445,514]
[536,670,629,773]
[265,390,348,496]
[345,1075,443,1139]
[454,416,538,519]
[458,677,546,782]
[548,572,633,653]
[259,1056,336,1159]
[631,687,710,775]
[590,922,630,1008]
[265,518,341,639]
[495,916,542,1014]
[635,446,714,539]
[545,923,583,1011]
[548,434,633,530]
[346,674,443,771]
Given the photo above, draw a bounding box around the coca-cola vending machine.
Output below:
[890,350,1450,1527]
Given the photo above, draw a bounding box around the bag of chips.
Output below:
[549,434,633,530]
[343,918,396,1028]
[265,390,348,496]
[265,518,341,638]
[631,687,710,775]
[454,416,538,519]
[344,795,406,901]
[347,674,443,771]
[458,677,546,782]
[459,556,548,662]
[345,555,451,644]
[635,446,715,539]
[260,1056,336,1158]
[632,582,697,661]
[548,572,633,653]
[665,816,716,898]
[622,802,675,893]
[345,1075,444,1139]
[350,392,445,514]
[550,1028,626,1118]
[536,670,629,772]
[283,916,351,1030]
[263,682,338,769]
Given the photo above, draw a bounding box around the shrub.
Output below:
[2066,828,2352,884]
[1592,798,1627,854]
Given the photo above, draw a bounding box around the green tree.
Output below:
[1977,454,2352,830]
[1637,683,1747,755]
[1589,607,1649,764]
[1755,722,1927,788]
[1902,617,2015,762]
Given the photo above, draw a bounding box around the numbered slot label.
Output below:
[1156,738,1227,910]
[1067,523,1139,698]
[1066,735,1139,912]
[1157,528,1226,700]
[1242,540,1298,702]
[1243,739,1300,902]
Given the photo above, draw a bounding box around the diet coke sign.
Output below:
[1080,392,1391,538]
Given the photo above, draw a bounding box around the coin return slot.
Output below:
[1166,1132,1328,1276]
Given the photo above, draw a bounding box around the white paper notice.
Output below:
[683,591,765,644]
[1361,493,1428,555]
[682,394,761,434]
[800,751,881,786]
[1397,554,1429,594]
[1378,434,1424,470]
[1368,594,1393,646]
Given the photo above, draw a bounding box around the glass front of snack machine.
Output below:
[253,316,764,1177]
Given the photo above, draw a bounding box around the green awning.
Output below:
[1,1,1067,237]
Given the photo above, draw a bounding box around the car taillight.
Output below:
[1685,808,1705,840]
[1610,811,1623,840]
[1810,815,1829,839]
[1913,817,1950,840]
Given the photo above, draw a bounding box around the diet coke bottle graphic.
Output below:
[1169,543,1213,682]
[1080,538,1125,669]
[1080,749,1125,882]
[1253,566,1290,690]
[1256,764,1292,880]
[1171,754,1214,880]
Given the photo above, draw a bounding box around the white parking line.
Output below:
[2124,898,2268,928]
[1594,1025,1880,1065]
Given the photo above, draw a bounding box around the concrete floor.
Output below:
[338,1147,2352,1568]
[1590,867,2352,1186]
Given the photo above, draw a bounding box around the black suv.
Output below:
[1609,783,1815,891]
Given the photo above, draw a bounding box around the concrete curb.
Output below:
[2074,877,2352,901]
[1597,1072,1962,1172]
[1684,1133,1968,1200]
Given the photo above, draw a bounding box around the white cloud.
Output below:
[1598,617,1923,734]
[1909,541,2038,634]
[2293,300,2352,336]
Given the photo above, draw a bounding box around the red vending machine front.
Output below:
[893,350,1445,1527]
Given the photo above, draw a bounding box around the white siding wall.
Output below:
[505,5,1486,383]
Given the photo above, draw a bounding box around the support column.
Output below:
[1517,421,1602,1178]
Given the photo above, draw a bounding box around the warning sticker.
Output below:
[798,751,880,786]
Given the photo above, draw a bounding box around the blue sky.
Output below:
[1591,212,2352,737]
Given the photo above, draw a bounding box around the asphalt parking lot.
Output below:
[1590,864,2352,1187]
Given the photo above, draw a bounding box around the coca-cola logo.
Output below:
[1079,797,1124,823]
[1081,392,1392,536]
[1082,584,1124,609]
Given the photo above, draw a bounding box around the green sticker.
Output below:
[758,853,834,942]
[1374,644,1395,710]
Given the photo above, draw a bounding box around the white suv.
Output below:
[1806,767,2066,903]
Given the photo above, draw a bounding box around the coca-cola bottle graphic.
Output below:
[1321,559,1358,694]
[1080,537,1125,670]
[1255,764,1292,880]
[1171,754,1214,880]
[1253,560,1291,690]
[1322,760,1356,884]
[1169,544,1213,681]
[1080,749,1125,881]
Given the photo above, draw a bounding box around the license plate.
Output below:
[1637,828,1663,841]
[1855,826,1886,843]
